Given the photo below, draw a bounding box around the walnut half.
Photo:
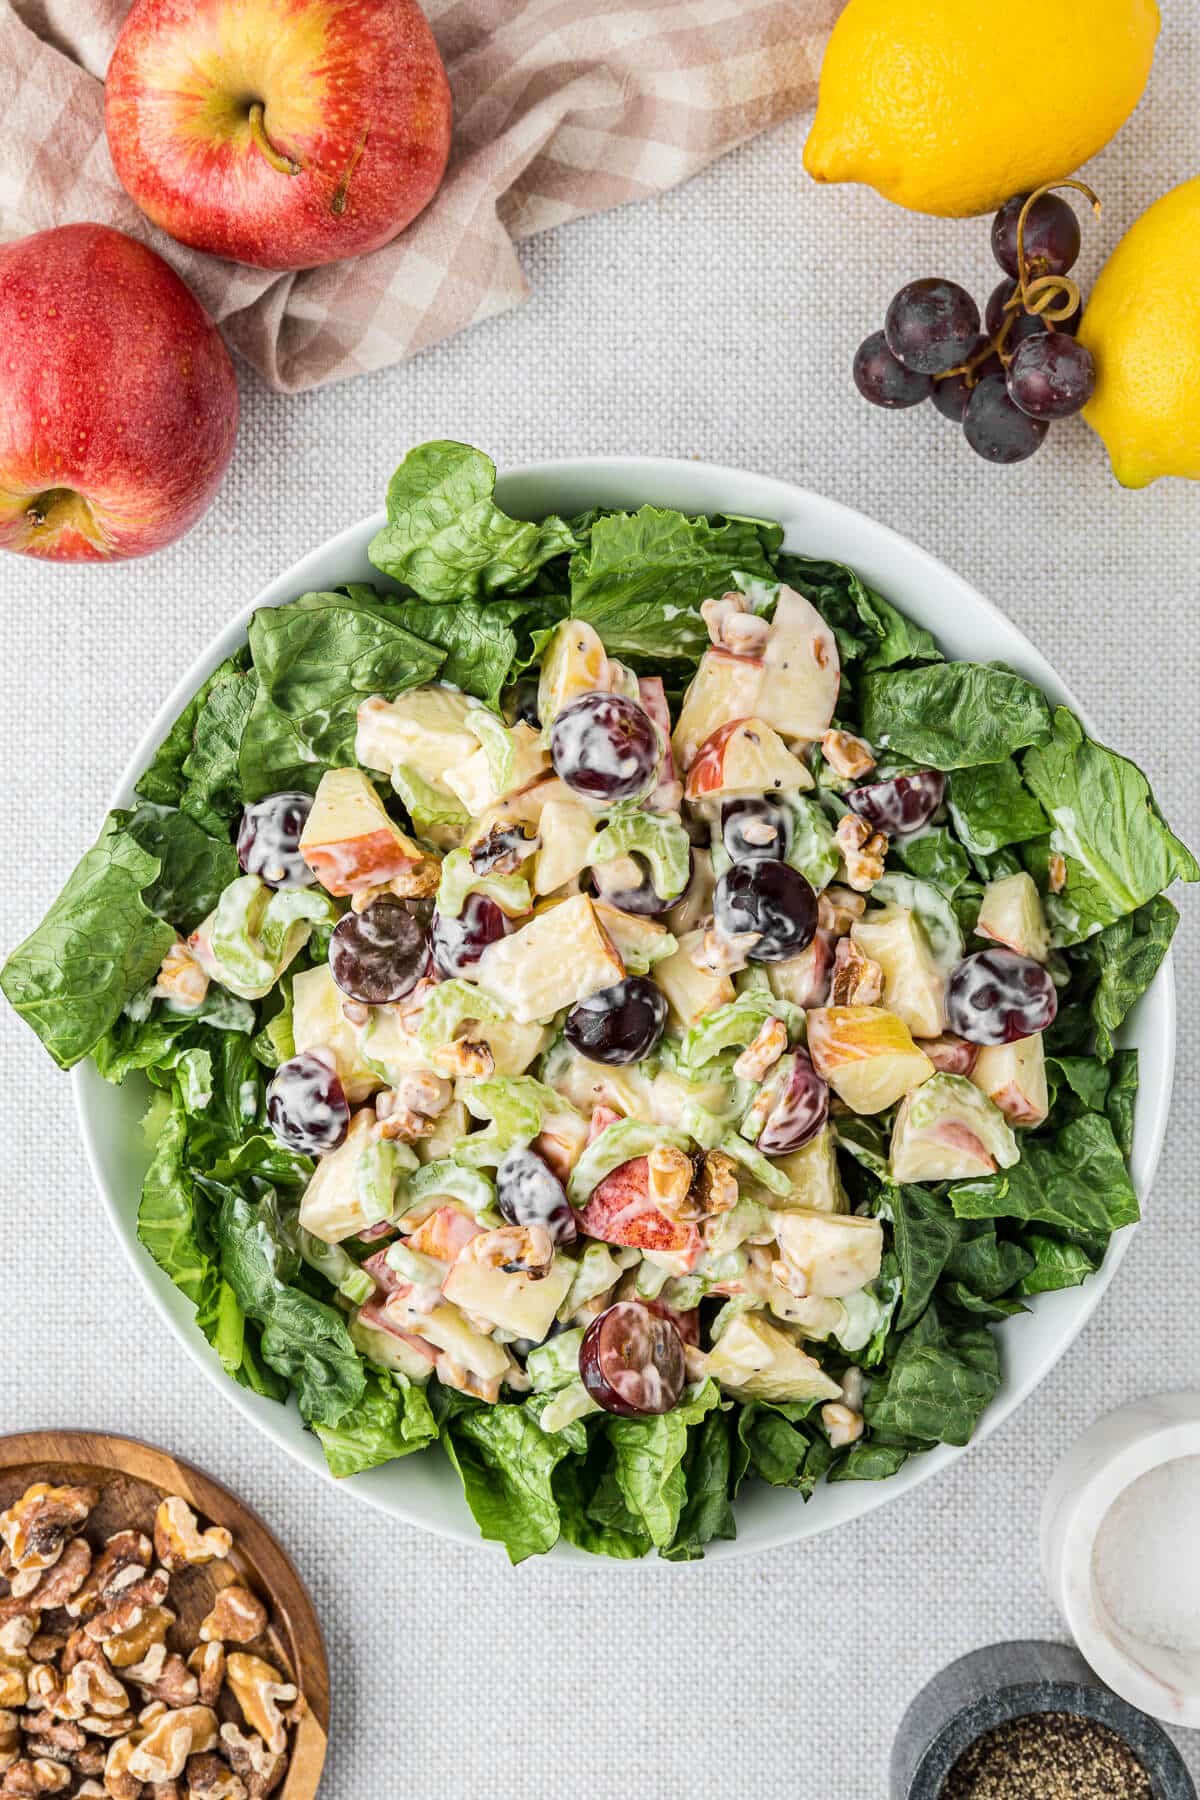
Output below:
[153,1501,231,1576]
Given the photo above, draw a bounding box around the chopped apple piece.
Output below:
[358,1000,441,1083]
[976,871,1050,962]
[769,1127,848,1213]
[300,767,430,896]
[444,721,549,815]
[703,1312,842,1403]
[774,1209,884,1297]
[592,903,675,973]
[535,1106,591,1181]
[383,1293,511,1382]
[534,798,598,895]
[852,903,946,1038]
[971,1034,1050,1127]
[442,1256,573,1341]
[755,584,840,742]
[890,1072,1019,1181]
[652,930,735,1028]
[807,1005,935,1114]
[475,894,624,1023]
[536,619,611,728]
[671,648,765,770]
[684,716,813,801]
[356,688,478,780]
[292,964,380,1103]
[299,1110,395,1244]
[766,934,834,1008]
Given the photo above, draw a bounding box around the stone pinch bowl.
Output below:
[890,1640,1197,1799]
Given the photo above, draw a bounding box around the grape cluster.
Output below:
[853,184,1098,465]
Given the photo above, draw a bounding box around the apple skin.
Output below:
[0,224,238,563]
[105,0,452,271]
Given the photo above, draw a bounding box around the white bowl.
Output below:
[73,457,1177,1561]
[1042,1392,1200,1726]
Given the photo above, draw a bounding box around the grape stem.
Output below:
[934,178,1101,391]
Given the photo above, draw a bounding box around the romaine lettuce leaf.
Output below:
[603,1380,721,1549]
[368,442,579,600]
[1,816,176,1069]
[863,1311,1000,1447]
[440,1393,580,1563]
[774,553,941,671]
[862,663,1053,769]
[569,507,778,663]
[947,759,1048,857]
[120,804,239,935]
[1079,895,1179,1058]
[889,1184,961,1329]
[316,1368,437,1477]
[950,1113,1139,1238]
[1023,710,1198,943]
[1016,1234,1099,1296]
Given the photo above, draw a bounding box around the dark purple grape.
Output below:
[713,859,817,963]
[430,891,510,978]
[755,1051,830,1155]
[496,1148,576,1247]
[962,373,1050,465]
[549,693,660,804]
[848,769,945,836]
[986,280,1080,344]
[884,280,981,376]
[329,898,430,1005]
[852,330,933,408]
[580,1301,685,1417]
[1006,333,1096,420]
[722,797,792,863]
[932,357,1003,423]
[590,850,692,918]
[992,192,1081,280]
[237,792,315,889]
[267,1052,349,1154]
[564,977,667,1065]
[512,677,541,731]
[946,949,1058,1045]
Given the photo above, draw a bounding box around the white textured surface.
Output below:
[2,7,1199,1792]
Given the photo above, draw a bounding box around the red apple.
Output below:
[105,0,452,271]
[0,224,238,563]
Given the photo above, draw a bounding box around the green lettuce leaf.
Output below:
[1016,1234,1099,1296]
[947,760,1048,857]
[864,1312,1000,1447]
[735,1398,833,1494]
[569,507,778,663]
[240,592,444,799]
[440,1395,578,1563]
[890,1184,961,1329]
[179,666,259,837]
[774,554,941,671]
[603,1380,721,1549]
[862,664,1053,769]
[120,804,239,935]
[2,816,176,1069]
[942,1220,1035,1300]
[1023,710,1198,943]
[659,1406,739,1561]
[391,596,566,710]
[368,442,579,600]
[316,1368,437,1476]
[950,1113,1139,1238]
[888,826,970,893]
[1081,895,1179,1058]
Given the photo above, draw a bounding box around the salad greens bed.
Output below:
[4,441,1195,1563]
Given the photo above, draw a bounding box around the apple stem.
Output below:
[248,104,301,177]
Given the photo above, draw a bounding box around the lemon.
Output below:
[1079,176,1200,488]
[804,0,1159,218]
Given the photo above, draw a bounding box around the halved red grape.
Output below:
[755,1050,830,1154]
[713,859,817,962]
[963,373,1050,464]
[946,949,1058,1045]
[848,769,945,837]
[237,792,315,889]
[550,692,660,804]
[430,891,510,978]
[580,1301,686,1417]
[1006,333,1095,420]
[853,330,933,408]
[991,192,1081,280]
[722,797,792,863]
[496,1148,576,1246]
[564,977,667,1065]
[884,280,981,376]
[330,898,430,1005]
[267,1051,349,1154]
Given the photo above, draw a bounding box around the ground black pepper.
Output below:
[940,1711,1153,1798]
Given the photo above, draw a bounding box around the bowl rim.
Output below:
[71,453,1177,1563]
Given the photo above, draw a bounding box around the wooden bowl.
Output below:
[0,1429,328,1798]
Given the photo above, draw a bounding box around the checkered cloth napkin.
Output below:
[0,0,838,391]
